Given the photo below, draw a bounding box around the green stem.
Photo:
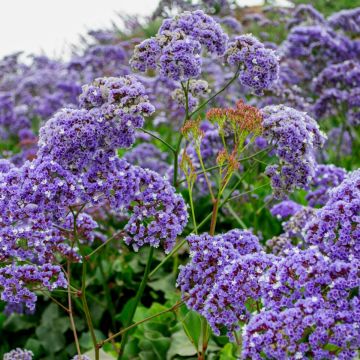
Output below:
[99,260,116,330]
[188,184,198,234]
[66,260,81,358]
[200,317,210,360]
[173,134,184,187]
[140,128,176,153]
[226,204,246,229]
[189,65,241,119]
[118,247,154,358]
[209,197,220,236]
[99,298,185,348]
[71,207,99,360]
[85,230,124,260]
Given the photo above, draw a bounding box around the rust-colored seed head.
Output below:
[207,100,263,135]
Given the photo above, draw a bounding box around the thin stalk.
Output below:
[99,260,116,330]
[140,128,176,153]
[173,81,190,187]
[118,247,154,358]
[98,298,185,348]
[188,184,198,234]
[196,148,215,201]
[228,183,270,202]
[226,204,246,229]
[189,65,241,119]
[67,260,81,358]
[199,317,210,360]
[85,230,124,260]
[177,146,272,186]
[71,208,99,360]
[40,290,69,314]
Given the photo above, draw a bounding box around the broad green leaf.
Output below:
[181,310,202,351]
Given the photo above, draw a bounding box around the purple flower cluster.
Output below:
[312,60,360,123]
[270,200,303,219]
[3,348,33,360]
[0,74,188,311]
[328,7,360,35]
[266,206,316,255]
[71,355,91,360]
[261,105,326,198]
[306,164,347,207]
[242,245,360,359]
[306,169,360,261]
[177,229,267,337]
[282,25,355,73]
[131,10,228,81]
[287,4,325,29]
[225,34,279,95]
[38,76,155,172]
[243,296,359,360]
[159,10,228,55]
[0,264,67,311]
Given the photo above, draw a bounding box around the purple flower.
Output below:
[131,11,228,81]
[261,105,326,198]
[159,10,228,56]
[177,229,266,337]
[225,34,279,95]
[328,7,360,35]
[306,164,347,207]
[305,169,360,261]
[0,263,67,311]
[3,348,33,360]
[270,200,303,219]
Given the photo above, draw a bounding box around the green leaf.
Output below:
[3,315,37,332]
[35,326,66,353]
[79,330,105,351]
[167,329,198,359]
[24,338,43,358]
[115,298,137,323]
[138,330,171,359]
[148,274,176,300]
[219,343,237,360]
[181,310,202,351]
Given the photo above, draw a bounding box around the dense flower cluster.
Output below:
[270,200,303,219]
[131,10,228,81]
[39,77,154,172]
[243,297,359,360]
[306,169,360,261]
[312,60,360,124]
[0,264,67,311]
[3,348,33,360]
[328,7,360,35]
[0,74,188,312]
[225,34,279,95]
[266,206,316,255]
[159,10,228,55]
[282,25,354,73]
[261,105,326,198]
[306,164,347,207]
[243,246,360,359]
[177,229,267,336]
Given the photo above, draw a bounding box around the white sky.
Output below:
[0,0,267,59]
